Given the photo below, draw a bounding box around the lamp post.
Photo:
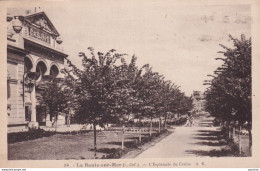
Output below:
[21,72,40,106]
[20,72,40,128]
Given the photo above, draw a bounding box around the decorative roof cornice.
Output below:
[24,11,60,37]
[24,38,68,58]
[7,44,29,55]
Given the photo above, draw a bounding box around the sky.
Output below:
[29,3,251,96]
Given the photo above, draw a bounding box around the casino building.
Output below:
[7,8,68,132]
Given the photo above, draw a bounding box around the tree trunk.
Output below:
[139,118,142,142]
[238,125,241,155]
[149,118,153,137]
[122,125,125,150]
[248,123,252,156]
[158,118,161,133]
[55,114,58,132]
[229,126,232,139]
[164,114,167,129]
[93,123,97,158]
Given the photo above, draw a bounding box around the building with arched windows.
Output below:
[7,8,68,132]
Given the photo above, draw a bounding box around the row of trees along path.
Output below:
[204,34,252,155]
[38,48,193,158]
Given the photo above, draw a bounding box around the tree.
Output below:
[110,55,142,149]
[138,67,160,136]
[204,34,252,155]
[64,48,129,156]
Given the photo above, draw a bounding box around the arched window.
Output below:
[36,61,47,81]
[24,57,33,73]
[50,65,59,78]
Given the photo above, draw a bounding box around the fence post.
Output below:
[229,125,232,139]
[248,122,252,156]
[232,126,235,141]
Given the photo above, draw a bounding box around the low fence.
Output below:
[232,128,250,156]
[167,117,187,125]
[223,125,251,156]
[104,127,166,134]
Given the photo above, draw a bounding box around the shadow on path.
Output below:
[135,116,236,158]
[89,147,120,154]
[185,149,233,157]
[192,129,224,141]
[193,141,227,146]
[185,129,233,157]
[192,136,219,141]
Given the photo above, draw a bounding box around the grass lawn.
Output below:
[8,131,160,160]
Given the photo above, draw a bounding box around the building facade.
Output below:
[7,9,68,132]
[191,90,205,114]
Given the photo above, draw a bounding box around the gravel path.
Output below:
[136,116,232,158]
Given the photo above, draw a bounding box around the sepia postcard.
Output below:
[0,0,260,168]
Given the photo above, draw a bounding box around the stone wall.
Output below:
[7,53,28,132]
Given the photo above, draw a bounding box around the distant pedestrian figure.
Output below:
[185,116,191,127]
[189,115,194,127]
[185,114,194,127]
